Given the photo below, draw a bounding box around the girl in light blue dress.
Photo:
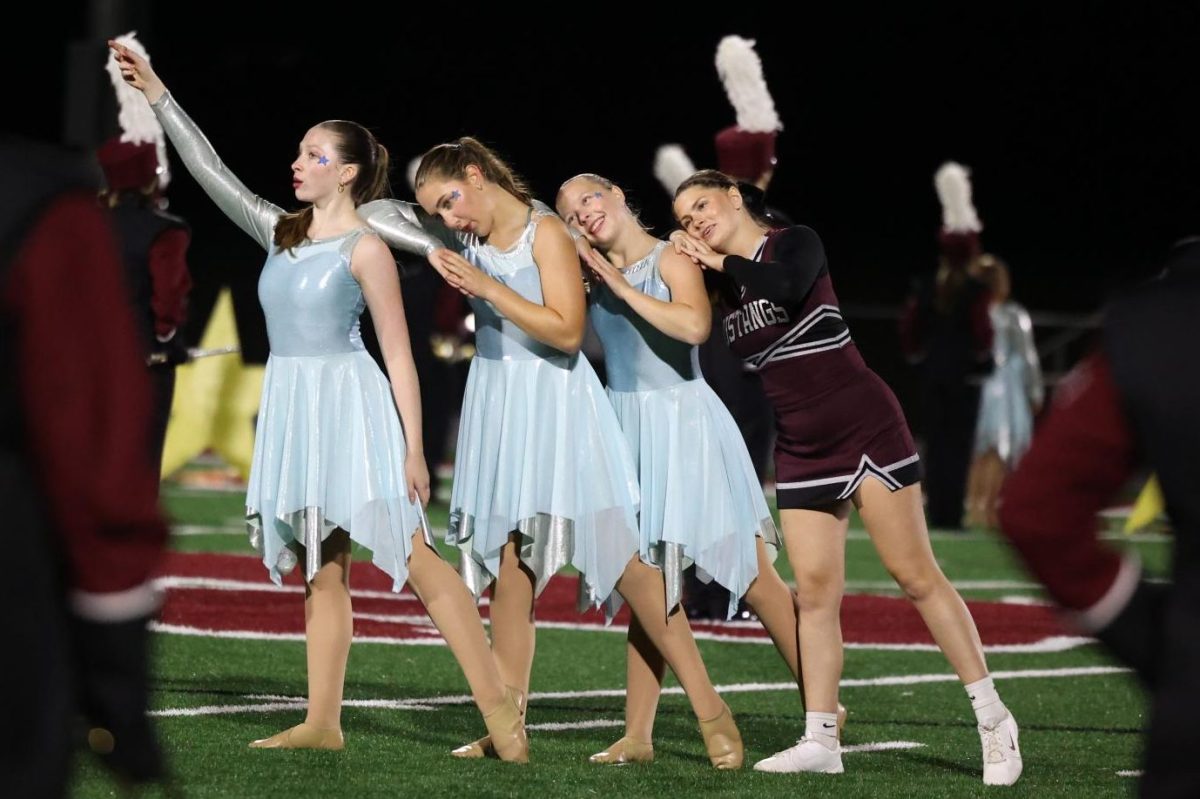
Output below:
[112,41,526,760]
[557,174,824,765]
[966,255,1044,528]
[360,140,742,768]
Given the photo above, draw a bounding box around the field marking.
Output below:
[155,576,490,606]
[1117,770,1143,778]
[151,616,1093,654]
[526,720,625,732]
[150,622,447,646]
[150,664,1130,719]
[843,741,925,754]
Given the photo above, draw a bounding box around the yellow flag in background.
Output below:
[1124,475,1165,534]
[161,288,264,479]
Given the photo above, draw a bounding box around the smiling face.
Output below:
[290,125,356,203]
[556,177,625,247]
[415,165,491,237]
[672,184,744,253]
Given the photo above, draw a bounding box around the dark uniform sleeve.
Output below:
[998,352,1163,684]
[8,192,168,610]
[723,225,826,305]
[148,225,192,340]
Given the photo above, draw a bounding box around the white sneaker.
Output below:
[753,736,844,774]
[979,712,1023,786]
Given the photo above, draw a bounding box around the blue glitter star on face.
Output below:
[449,190,462,201]
[317,155,330,166]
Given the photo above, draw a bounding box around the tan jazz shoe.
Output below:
[589,736,654,765]
[451,687,527,759]
[248,723,344,751]
[698,702,743,770]
[481,686,529,764]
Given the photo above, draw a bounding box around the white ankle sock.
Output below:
[965,676,1008,728]
[805,711,839,750]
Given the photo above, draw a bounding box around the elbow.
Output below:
[681,318,712,346]
[556,329,585,356]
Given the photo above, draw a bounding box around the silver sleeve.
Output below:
[151,91,282,251]
[358,198,562,255]
[357,199,460,255]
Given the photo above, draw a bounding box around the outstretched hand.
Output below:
[108,40,166,104]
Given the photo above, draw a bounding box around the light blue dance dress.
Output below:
[589,242,779,617]
[974,301,1044,467]
[153,92,432,589]
[359,201,640,610]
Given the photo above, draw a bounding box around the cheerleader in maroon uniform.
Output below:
[671,170,1021,785]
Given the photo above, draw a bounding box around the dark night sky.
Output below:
[28,4,1200,330]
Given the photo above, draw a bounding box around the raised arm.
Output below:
[110,40,281,251]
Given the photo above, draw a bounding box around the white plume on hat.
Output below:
[105,31,170,186]
[653,145,697,196]
[715,35,782,133]
[405,156,421,194]
[934,161,982,232]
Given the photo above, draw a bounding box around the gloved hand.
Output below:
[69,613,166,785]
[148,331,190,368]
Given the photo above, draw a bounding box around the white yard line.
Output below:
[150,665,1129,718]
[151,617,1093,654]
[843,741,925,754]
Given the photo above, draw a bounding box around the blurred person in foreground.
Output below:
[0,133,170,797]
[999,237,1200,798]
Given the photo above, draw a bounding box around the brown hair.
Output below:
[674,169,773,228]
[414,136,532,204]
[274,120,392,251]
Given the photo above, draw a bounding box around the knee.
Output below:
[793,569,842,613]
[888,564,944,602]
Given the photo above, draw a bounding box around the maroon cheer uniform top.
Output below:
[718,225,919,508]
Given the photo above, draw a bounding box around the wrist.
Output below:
[145,81,167,105]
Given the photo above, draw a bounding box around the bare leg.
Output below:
[622,615,666,742]
[615,557,723,720]
[249,530,353,749]
[779,504,850,714]
[616,556,741,769]
[979,451,1008,529]
[964,453,988,528]
[854,481,988,683]
[405,530,506,713]
[302,530,353,731]
[743,536,802,688]
[488,536,538,697]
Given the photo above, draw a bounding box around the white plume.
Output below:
[934,161,982,232]
[406,156,421,193]
[653,144,697,196]
[104,31,170,185]
[715,35,782,133]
